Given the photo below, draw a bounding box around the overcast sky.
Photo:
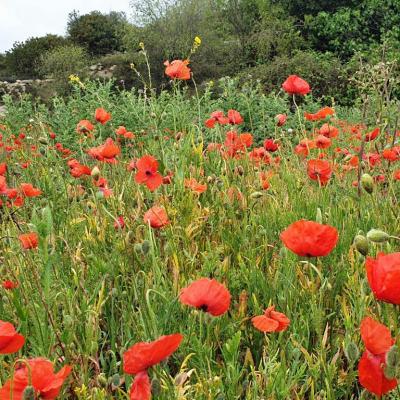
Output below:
[0,0,132,53]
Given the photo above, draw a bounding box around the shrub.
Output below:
[5,34,69,79]
[67,11,128,56]
[38,45,89,95]
[236,50,356,105]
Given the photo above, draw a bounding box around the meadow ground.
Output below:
[0,70,399,400]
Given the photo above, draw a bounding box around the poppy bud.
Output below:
[134,243,142,254]
[126,231,135,244]
[22,386,35,400]
[234,165,244,176]
[96,373,108,387]
[91,166,101,179]
[141,240,150,255]
[386,345,400,369]
[110,373,121,388]
[384,365,397,380]
[206,175,215,184]
[344,341,359,364]
[250,191,263,199]
[39,147,46,155]
[361,173,374,194]
[38,137,48,145]
[353,234,369,256]
[367,229,390,243]
[151,377,161,396]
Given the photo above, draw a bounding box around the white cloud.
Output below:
[0,0,131,52]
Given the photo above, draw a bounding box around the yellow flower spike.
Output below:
[194,36,201,46]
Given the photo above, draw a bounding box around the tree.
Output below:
[5,35,68,79]
[67,11,128,56]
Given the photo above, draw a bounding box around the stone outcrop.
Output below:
[0,79,54,99]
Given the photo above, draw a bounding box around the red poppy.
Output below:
[315,135,331,149]
[95,108,111,125]
[2,280,18,290]
[0,358,72,400]
[129,371,151,400]
[366,252,400,305]
[280,220,339,257]
[263,139,279,152]
[0,176,8,194]
[394,170,400,180]
[123,333,183,375]
[20,183,42,197]
[164,60,191,80]
[282,75,310,95]
[0,163,6,175]
[114,216,125,230]
[249,147,271,165]
[76,119,94,134]
[227,109,243,125]
[275,114,287,127]
[135,155,163,192]
[179,278,231,316]
[358,317,397,396]
[304,107,334,121]
[251,306,290,333]
[116,126,135,139]
[143,206,169,229]
[184,178,207,194]
[365,127,380,142]
[69,162,91,178]
[19,232,39,250]
[307,159,332,185]
[205,111,229,128]
[319,123,339,138]
[87,138,120,163]
[382,148,399,162]
[0,321,25,354]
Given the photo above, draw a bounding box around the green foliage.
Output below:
[0,78,399,398]
[5,34,69,79]
[38,45,89,95]
[237,50,356,105]
[67,11,128,56]
[304,0,400,59]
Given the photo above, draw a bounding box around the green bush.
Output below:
[67,11,127,56]
[237,50,356,105]
[38,45,89,95]
[5,34,69,79]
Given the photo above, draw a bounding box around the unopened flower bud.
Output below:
[367,229,390,243]
[141,240,150,255]
[91,166,101,179]
[344,341,359,364]
[316,208,323,224]
[96,373,108,387]
[22,386,35,400]
[361,173,374,194]
[250,191,263,199]
[353,234,369,256]
[38,137,48,145]
[151,377,161,396]
[386,345,400,368]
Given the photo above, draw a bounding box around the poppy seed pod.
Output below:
[354,234,369,256]
[361,173,374,193]
[367,229,390,243]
